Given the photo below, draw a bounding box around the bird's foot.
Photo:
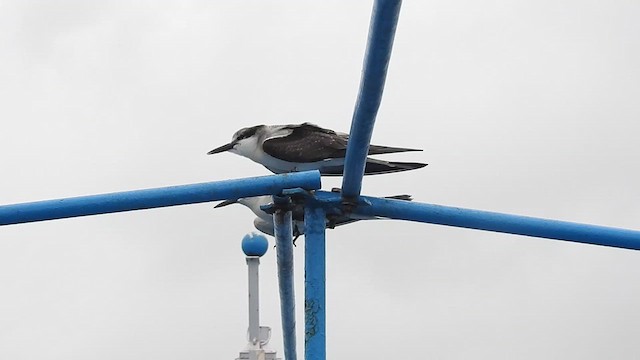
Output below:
[293,234,300,247]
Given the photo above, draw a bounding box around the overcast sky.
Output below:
[1,1,639,359]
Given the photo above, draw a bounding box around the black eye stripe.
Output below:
[235,125,262,141]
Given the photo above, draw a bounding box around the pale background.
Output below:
[1,1,639,359]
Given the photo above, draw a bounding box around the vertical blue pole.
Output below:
[273,196,297,360]
[341,0,403,199]
[304,204,326,360]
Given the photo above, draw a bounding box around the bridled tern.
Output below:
[214,193,413,241]
[207,123,427,176]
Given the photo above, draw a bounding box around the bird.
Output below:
[215,196,289,238]
[207,123,427,176]
[214,192,413,242]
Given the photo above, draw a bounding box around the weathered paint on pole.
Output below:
[313,191,640,251]
[304,204,327,360]
[0,170,321,226]
[273,196,297,360]
[341,0,403,199]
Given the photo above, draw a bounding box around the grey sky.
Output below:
[1,1,639,359]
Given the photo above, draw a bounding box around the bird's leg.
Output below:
[292,224,302,246]
[293,233,300,247]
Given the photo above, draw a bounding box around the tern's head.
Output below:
[207,125,265,157]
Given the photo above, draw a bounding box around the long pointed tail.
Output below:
[365,160,427,175]
[319,159,427,176]
[362,158,427,175]
[367,144,422,155]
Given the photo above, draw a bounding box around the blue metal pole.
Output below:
[313,191,640,251]
[304,204,326,360]
[0,171,321,226]
[273,196,297,360]
[341,0,403,199]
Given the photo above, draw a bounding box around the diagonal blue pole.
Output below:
[0,171,321,226]
[313,191,640,251]
[304,203,326,360]
[273,196,297,360]
[341,0,403,199]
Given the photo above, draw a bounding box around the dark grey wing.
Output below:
[264,122,422,161]
[262,123,348,162]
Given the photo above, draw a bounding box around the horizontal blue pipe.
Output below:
[313,191,640,250]
[341,0,403,198]
[0,171,321,226]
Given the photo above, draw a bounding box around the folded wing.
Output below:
[263,123,422,162]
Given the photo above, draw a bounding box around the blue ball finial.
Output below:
[242,232,269,257]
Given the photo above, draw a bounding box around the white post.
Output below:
[236,233,281,360]
[247,256,261,347]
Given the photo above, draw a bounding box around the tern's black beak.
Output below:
[207,142,235,155]
[214,199,239,208]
